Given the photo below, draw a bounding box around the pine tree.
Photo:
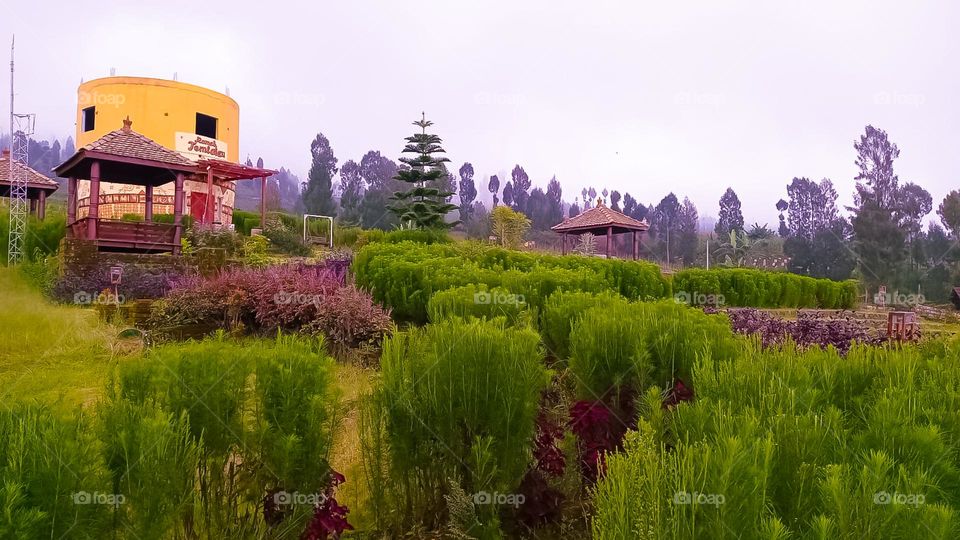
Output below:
[715,187,744,237]
[458,162,478,224]
[302,133,338,216]
[388,113,458,229]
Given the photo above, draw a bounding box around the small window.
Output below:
[196,113,217,138]
[82,106,95,132]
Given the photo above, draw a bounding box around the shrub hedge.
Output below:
[362,318,550,535]
[427,283,530,325]
[672,268,858,309]
[593,339,960,538]
[568,301,740,400]
[353,241,669,323]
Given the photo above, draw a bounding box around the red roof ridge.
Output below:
[551,204,649,232]
[81,121,195,167]
[0,156,59,188]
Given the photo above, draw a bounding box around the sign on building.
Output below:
[175,132,228,161]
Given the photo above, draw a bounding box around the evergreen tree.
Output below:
[338,159,364,225]
[458,162,478,225]
[776,199,789,237]
[388,113,458,229]
[939,190,960,239]
[715,187,744,237]
[488,175,500,207]
[502,181,514,208]
[677,197,700,265]
[510,165,531,214]
[359,150,400,230]
[850,125,907,287]
[569,200,581,218]
[653,193,681,262]
[546,176,564,226]
[610,190,621,212]
[302,133,338,216]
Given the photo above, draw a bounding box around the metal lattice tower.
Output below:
[7,36,34,265]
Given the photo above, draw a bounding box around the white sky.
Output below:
[5,0,959,225]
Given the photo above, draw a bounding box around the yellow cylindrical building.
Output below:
[74,76,240,223]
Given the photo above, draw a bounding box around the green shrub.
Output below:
[569,301,740,399]
[334,224,364,248]
[593,339,960,539]
[427,283,530,325]
[0,405,110,538]
[364,318,550,535]
[232,209,260,235]
[187,227,244,256]
[352,241,670,323]
[0,209,66,264]
[97,398,199,539]
[241,234,271,267]
[541,290,625,359]
[382,229,452,244]
[263,221,311,256]
[672,268,857,308]
[251,335,339,496]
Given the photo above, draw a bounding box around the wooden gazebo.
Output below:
[0,150,59,220]
[55,118,276,254]
[551,200,649,259]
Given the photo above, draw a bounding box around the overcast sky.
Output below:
[4,0,959,225]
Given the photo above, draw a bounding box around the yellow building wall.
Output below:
[74,77,240,222]
[76,76,239,160]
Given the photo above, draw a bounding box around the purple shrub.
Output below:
[532,409,566,477]
[569,400,624,483]
[662,378,695,410]
[725,308,881,354]
[299,470,353,540]
[150,262,391,352]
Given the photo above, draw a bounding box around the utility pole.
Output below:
[7,36,35,265]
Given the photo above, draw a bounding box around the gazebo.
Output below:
[54,118,276,254]
[551,200,650,259]
[0,149,59,220]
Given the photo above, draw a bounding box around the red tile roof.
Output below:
[0,153,59,190]
[551,203,649,233]
[82,119,195,167]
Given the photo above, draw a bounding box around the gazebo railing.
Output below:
[69,217,179,252]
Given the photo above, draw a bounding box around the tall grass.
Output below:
[1,332,344,539]
[0,267,120,408]
[593,338,960,539]
[568,301,740,400]
[362,318,550,536]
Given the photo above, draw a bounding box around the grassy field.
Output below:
[0,267,126,409]
[0,267,375,520]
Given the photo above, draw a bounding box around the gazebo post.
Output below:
[29,198,36,216]
[144,185,154,222]
[67,177,77,225]
[561,233,566,255]
[88,160,101,240]
[205,166,214,225]
[606,226,612,258]
[38,190,46,221]
[633,230,638,260]
[260,176,267,230]
[173,172,185,254]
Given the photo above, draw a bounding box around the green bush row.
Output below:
[672,267,858,309]
[353,241,670,323]
[568,300,741,399]
[593,338,960,538]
